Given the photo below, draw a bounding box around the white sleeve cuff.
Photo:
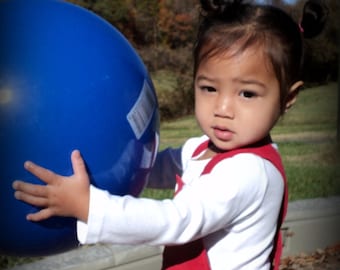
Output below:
[77,185,111,244]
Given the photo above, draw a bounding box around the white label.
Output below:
[127,80,156,139]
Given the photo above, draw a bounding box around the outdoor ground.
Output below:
[280,243,340,270]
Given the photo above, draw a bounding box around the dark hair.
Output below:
[194,0,327,114]
[300,0,328,38]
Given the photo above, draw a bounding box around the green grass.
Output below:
[158,116,202,149]
[143,83,340,201]
[273,83,338,134]
[273,83,340,200]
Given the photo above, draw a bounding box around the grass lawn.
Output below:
[143,83,340,201]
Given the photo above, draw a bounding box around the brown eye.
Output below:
[200,86,216,92]
[240,90,256,98]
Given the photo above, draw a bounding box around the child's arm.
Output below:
[12,150,90,223]
[147,147,182,189]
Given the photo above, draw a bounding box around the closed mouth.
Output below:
[212,126,234,141]
[213,125,232,133]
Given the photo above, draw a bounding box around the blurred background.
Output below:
[68,0,338,120]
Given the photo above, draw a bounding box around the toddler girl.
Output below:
[13,0,326,269]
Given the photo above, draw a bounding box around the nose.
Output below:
[214,93,234,118]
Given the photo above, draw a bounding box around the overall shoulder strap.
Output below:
[202,143,285,178]
[192,140,285,178]
[192,140,210,157]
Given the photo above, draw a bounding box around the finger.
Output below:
[14,190,48,207]
[24,161,58,185]
[26,208,54,222]
[12,180,48,197]
[71,150,88,178]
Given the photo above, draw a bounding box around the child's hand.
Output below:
[12,150,90,223]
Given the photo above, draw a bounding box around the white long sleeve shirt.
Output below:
[77,135,284,269]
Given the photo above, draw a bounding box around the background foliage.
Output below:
[67,0,339,120]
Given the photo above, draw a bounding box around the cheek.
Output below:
[245,102,280,128]
[194,93,205,113]
[195,95,213,116]
[195,99,209,125]
[271,97,282,121]
[259,105,281,129]
[194,105,204,123]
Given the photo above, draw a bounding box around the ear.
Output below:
[284,81,303,112]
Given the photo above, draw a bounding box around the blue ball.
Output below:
[0,0,159,256]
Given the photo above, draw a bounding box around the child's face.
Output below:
[194,45,281,152]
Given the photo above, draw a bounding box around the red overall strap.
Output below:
[192,140,210,157]
[162,140,288,270]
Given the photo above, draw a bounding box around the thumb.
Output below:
[70,150,89,183]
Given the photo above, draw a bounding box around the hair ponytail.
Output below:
[200,0,243,14]
[199,0,248,20]
[300,0,328,38]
